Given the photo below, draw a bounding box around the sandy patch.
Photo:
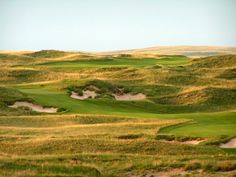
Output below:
[113,93,146,101]
[181,140,205,145]
[9,101,57,113]
[159,139,205,145]
[127,168,188,177]
[180,86,206,94]
[71,90,97,100]
[220,138,236,148]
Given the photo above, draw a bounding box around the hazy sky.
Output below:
[0,0,236,51]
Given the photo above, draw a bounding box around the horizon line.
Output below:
[1,45,236,53]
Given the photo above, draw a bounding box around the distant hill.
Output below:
[1,46,236,58]
[100,46,236,58]
[25,50,67,58]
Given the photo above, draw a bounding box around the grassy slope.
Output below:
[0,87,36,116]
[0,114,235,177]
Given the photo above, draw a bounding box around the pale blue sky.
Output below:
[0,0,236,51]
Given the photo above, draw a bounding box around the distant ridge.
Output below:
[98,46,236,57]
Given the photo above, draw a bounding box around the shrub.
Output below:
[215,162,236,172]
[57,108,67,112]
[185,162,201,171]
[155,134,175,141]
[117,134,143,140]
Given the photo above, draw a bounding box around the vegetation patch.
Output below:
[117,134,143,139]
[191,55,236,68]
[8,69,41,82]
[26,50,68,58]
[159,74,198,86]
[156,134,203,143]
[155,87,236,109]
[217,68,236,80]
[205,135,234,146]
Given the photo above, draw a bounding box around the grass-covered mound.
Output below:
[67,79,181,100]
[0,87,34,115]
[217,68,236,80]
[26,50,68,58]
[0,87,31,105]
[0,53,33,60]
[8,69,41,83]
[155,87,236,106]
[190,55,236,68]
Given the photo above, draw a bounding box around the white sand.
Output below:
[220,138,236,148]
[9,101,57,113]
[70,90,97,100]
[113,93,146,101]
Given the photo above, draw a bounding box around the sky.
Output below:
[0,0,236,52]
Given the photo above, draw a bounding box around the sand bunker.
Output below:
[160,139,204,145]
[181,140,204,145]
[220,138,236,148]
[113,93,146,101]
[9,101,57,113]
[70,90,97,100]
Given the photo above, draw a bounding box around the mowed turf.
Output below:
[34,56,189,68]
[158,111,236,137]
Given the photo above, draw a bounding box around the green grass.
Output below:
[14,84,235,114]
[34,56,189,69]
[158,111,236,137]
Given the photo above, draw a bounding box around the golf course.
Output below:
[0,48,236,177]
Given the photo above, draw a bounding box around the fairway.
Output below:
[16,86,236,138]
[35,56,189,68]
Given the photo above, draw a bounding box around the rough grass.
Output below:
[26,50,68,58]
[0,87,36,116]
[155,87,236,106]
[217,68,236,80]
[1,114,235,176]
[190,55,236,68]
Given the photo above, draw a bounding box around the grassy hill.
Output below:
[0,50,236,176]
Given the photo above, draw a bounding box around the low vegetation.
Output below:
[0,51,235,176]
